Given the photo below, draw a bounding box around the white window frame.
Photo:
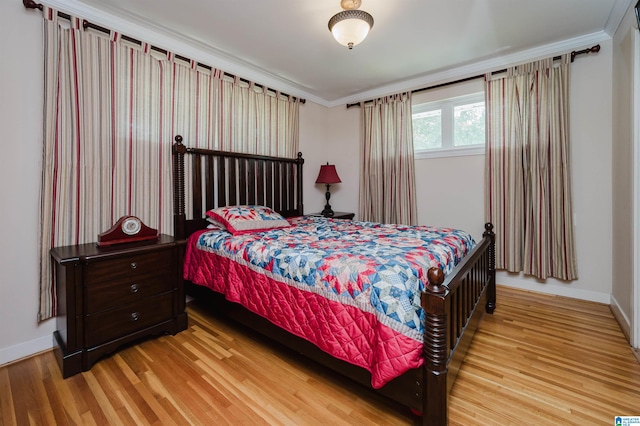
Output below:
[413,92,485,159]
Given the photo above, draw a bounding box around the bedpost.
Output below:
[173,135,187,240]
[483,222,496,314]
[421,267,449,426]
[296,152,304,215]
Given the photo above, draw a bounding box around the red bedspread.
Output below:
[184,216,475,388]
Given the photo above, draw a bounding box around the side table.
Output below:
[50,234,188,378]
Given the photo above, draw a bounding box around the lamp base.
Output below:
[321,206,335,217]
[322,184,334,217]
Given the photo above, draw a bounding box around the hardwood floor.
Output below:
[1,286,639,425]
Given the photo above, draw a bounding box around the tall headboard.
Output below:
[172,135,305,240]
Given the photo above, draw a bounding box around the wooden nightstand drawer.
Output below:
[85,274,175,314]
[85,250,174,285]
[84,292,174,347]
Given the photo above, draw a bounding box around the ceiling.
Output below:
[50,0,631,106]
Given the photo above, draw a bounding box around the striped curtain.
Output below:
[217,79,300,157]
[38,8,300,320]
[359,92,417,225]
[484,55,577,281]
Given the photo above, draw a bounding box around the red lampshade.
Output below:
[315,164,342,184]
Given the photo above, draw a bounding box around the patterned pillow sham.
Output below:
[205,205,290,235]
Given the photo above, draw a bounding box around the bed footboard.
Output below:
[421,223,496,426]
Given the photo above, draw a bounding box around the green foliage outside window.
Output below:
[454,102,485,147]
[413,110,441,150]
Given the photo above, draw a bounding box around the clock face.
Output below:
[121,217,142,235]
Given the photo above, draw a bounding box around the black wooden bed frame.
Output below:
[172,135,496,426]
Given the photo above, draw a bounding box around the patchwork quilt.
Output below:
[183,216,475,388]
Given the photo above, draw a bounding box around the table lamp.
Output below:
[315,163,342,217]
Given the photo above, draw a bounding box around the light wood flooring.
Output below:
[1,286,639,425]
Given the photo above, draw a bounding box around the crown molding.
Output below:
[605,0,635,35]
[326,31,612,108]
[39,0,615,108]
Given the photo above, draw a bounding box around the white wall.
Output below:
[415,155,485,240]
[299,102,361,218]
[325,106,361,218]
[299,101,331,214]
[611,5,638,340]
[0,3,57,365]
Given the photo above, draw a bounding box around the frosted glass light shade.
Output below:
[328,10,374,49]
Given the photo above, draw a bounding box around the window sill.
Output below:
[414,146,484,160]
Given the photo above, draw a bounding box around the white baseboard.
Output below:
[497,272,611,304]
[0,334,54,367]
[610,294,632,342]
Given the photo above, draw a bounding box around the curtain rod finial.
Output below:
[571,44,600,62]
[23,0,43,10]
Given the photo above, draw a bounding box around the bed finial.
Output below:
[426,267,446,294]
[172,135,186,239]
[173,135,187,154]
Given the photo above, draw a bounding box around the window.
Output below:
[413,92,485,159]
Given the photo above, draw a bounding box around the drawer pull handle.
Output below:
[130,262,137,269]
[130,312,140,321]
[130,284,139,293]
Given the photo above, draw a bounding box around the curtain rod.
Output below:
[22,0,306,104]
[346,44,601,109]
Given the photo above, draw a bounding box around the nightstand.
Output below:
[309,212,355,220]
[50,234,187,378]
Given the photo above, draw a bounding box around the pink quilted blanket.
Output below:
[183,216,475,388]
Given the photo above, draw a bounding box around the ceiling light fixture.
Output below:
[328,0,374,50]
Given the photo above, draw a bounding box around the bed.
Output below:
[172,135,496,426]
